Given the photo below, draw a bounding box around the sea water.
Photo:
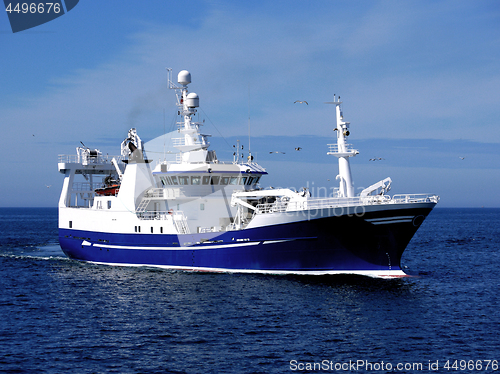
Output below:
[0,208,499,373]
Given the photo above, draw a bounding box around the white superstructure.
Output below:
[58,70,267,236]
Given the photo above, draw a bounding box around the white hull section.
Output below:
[84,261,409,278]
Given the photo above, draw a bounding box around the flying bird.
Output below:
[294,100,308,105]
[459,157,465,160]
[45,185,51,188]
[369,157,385,161]
[295,147,302,151]
[269,151,286,154]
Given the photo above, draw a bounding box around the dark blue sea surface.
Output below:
[1,208,499,373]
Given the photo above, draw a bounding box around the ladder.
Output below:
[173,212,190,234]
[136,198,150,213]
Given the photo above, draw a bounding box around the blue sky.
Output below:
[1,0,499,207]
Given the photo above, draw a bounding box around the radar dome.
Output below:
[178,70,191,85]
[186,92,199,108]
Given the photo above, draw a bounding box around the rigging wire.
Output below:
[198,107,233,153]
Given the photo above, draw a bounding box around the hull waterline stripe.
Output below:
[366,215,414,222]
[369,219,413,225]
[93,241,260,251]
[262,239,295,245]
[84,261,409,278]
[365,216,414,225]
[82,237,316,251]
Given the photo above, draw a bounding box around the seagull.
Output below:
[294,100,308,105]
[295,147,302,151]
[459,156,465,160]
[369,157,385,161]
[45,185,51,188]
[269,151,286,154]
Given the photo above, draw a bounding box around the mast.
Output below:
[167,69,209,163]
[326,95,359,197]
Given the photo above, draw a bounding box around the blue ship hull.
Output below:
[59,205,434,276]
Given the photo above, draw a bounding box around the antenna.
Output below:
[248,84,251,161]
[166,67,172,89]
[163,108,166,161]
[237,139,240,164]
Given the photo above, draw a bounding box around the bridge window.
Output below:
[221,176,230,185]
[240,177,247,185]
[202,176,210,184]
[170,176,178,185]
[191,176,201,185]
[210,176,220,185]
[247,177,255,185]
[178,176,189,185]
[163,176,174,185]
[230,177,238,185]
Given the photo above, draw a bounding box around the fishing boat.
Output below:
[57,69,439,277]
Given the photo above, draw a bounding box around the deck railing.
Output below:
[58,154,124,164]
[255,194,438,215]
[391,194,440,204]
[144,188,181,199]
[136,210,190,234]
[172,138,205,147]
[71,182,102,191]
[327,144,357,153]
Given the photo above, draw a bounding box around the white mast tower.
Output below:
[168,69,210,163]
[327,96,359,198]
